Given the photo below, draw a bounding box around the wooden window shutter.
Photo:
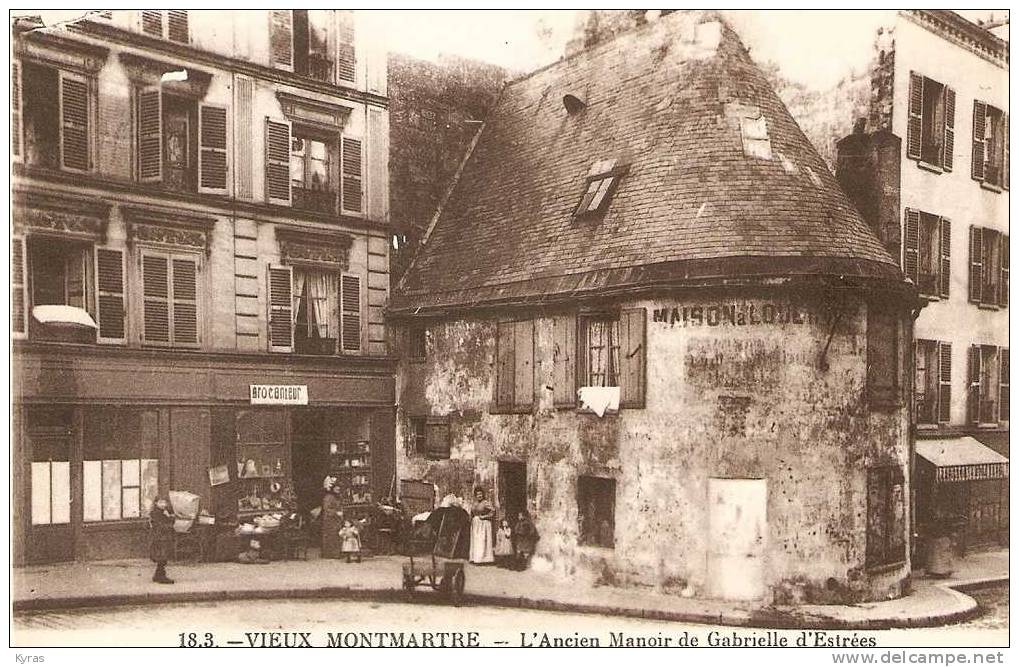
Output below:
[496,321,516,408]
[972,101,987,181]
[938,342,951,424]
[12,60,22,161]
[336,11,356,84]
[983,229,1000,305]
[425,419,451,460]
[1000,234,1010,307]
[1004,113,1010,190]
[513,320,534,409]
[340,273,362,352]
[967,345,982,424]
[12,236,26,339]
[906,72,923,160]
[142,253,170,344]
[137,86,163,183]
[234,77,253,200]
[1000,349,1010,422]
[270,10,294,71]
[95,247,126,343]
[198,104,229,194]
[552,315,577,408]
[939,217,951,298]
[969,226,984,304]
[903,209,920,284]
[141,10,163,37]
[367,107,389,221]
[59,71,90,172]
[267,265,293,352]
[264,118,291,205]
[167,10,189,43]
[619,308,647,408]
[341,136,363,213]
[172,257,199,345]
[942,86,955,171]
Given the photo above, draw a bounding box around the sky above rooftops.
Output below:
[27,9,1006,92]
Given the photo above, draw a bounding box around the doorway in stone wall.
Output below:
[498,461,527,522]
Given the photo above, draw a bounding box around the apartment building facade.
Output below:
[836,10,1008,549]
[11,10,394,564]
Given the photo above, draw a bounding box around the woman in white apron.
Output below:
[469,487,495,564]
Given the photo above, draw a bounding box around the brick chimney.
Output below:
[835,124,902,265]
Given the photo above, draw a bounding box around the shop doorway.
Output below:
[706,478,767,601]
[26,409,75,564]
[498,461,527,522]
[291,410,329,518]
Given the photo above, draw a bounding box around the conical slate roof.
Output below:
[393,11,905,315]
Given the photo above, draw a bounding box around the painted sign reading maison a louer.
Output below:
[249,384,309,405]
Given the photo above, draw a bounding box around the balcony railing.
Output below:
[307,54,334,83]
[293,186,337,215]
[914,393,938,425]
[917,272,939,297]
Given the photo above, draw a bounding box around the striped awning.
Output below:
[916,437,1009,483]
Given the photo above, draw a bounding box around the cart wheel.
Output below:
[449,568,465,603]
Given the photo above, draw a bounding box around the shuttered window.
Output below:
[940,217,951,298]
[59,72,90,172]
[938,342,952,424]
[265,118,292,205]
[494,320,534,412]
[167,10,189,43]
[425,418,451,460]
[618,308,646,408]
[267,265,293,352]
[341,136,363,214]
[198,104,229,194]
[141,251,200,347]
[968,345,982,425]
[137,87,162,183]
[906,72,954,171]
[12,236,26,339]
[1000,349,1010,423]
[140,11,189,42]
[141,10,163,37]
[973,101,1007,189]
[552,315,577,408]
[970,227,1006,308]
[340,273,361,352]
[95,247,126,343]
[12,60,22,160]
[270,10,294,71]
[905,209,950,299]
[336,10,356,84]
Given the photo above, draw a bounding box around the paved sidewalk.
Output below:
[12,549,1008,630]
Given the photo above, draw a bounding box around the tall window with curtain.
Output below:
[293,268,338,354]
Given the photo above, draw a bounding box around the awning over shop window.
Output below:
[916,437,1009,483]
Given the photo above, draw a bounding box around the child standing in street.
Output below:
[339,519,362,563]
[494,518,514,568]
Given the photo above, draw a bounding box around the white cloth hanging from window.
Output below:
[578,386,620,418]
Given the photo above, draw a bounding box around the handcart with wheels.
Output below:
[401,504,470,602]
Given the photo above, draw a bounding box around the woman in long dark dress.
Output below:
[149,497,175,584]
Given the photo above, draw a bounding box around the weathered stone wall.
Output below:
[395,287,911,603]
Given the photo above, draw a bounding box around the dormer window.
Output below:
[740,114,772,160]
[574,159,626,218]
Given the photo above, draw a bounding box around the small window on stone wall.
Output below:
[408,325,427,360]
[866,466,906,569]
[424,417,450,460]
[408,417,427,456]
[577,475,615,548]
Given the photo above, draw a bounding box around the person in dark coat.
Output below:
[149,497,175,584]
[512,511,539,571]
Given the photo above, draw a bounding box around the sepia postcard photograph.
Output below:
[5,6,1011,661]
